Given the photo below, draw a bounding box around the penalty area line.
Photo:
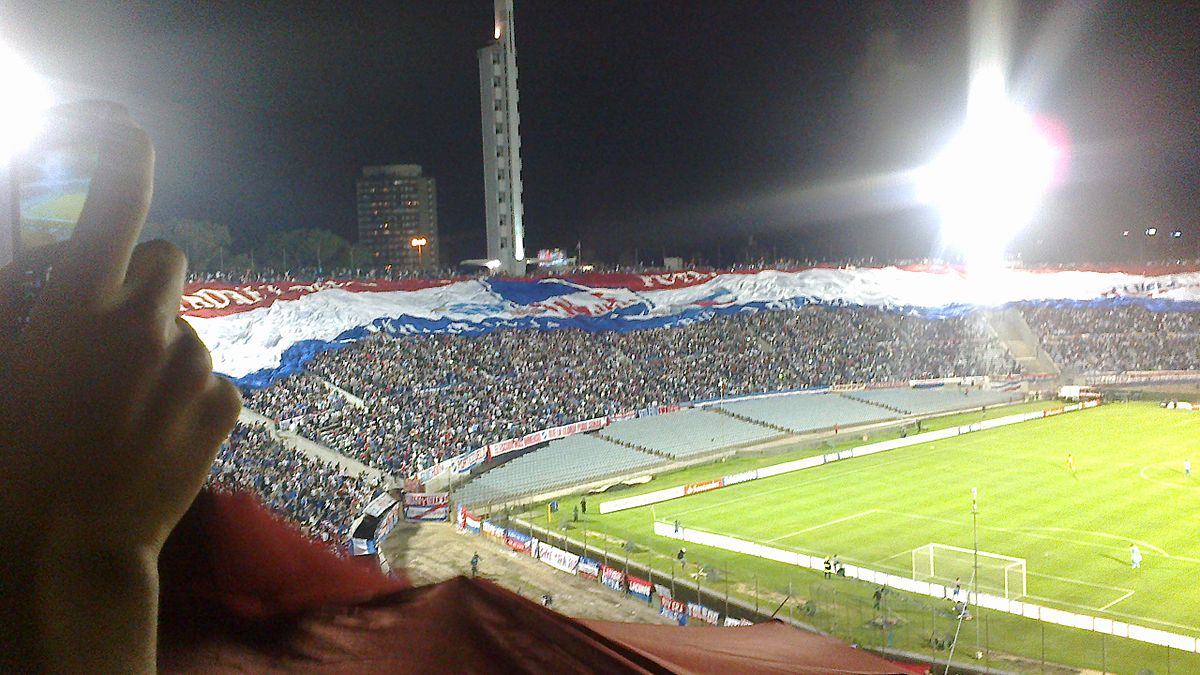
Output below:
[1099,590,1135,612]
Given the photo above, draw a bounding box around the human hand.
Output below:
[0,124,240,553]
[0,114,240,671]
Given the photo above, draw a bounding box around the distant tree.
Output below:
[346,242,372,271]
[141,219,231,272]
[258,228,350,271]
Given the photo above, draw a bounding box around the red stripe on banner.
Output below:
[178,279,456,318]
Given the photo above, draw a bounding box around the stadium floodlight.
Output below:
[0,46,52,160]
[916,100,1060,271]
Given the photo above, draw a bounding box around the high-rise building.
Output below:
[356,164,439,270]
[478,0,525,275]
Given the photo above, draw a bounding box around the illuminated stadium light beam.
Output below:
[916,102,1061,269]
[0,46,52,159]
[916,0,1064,272]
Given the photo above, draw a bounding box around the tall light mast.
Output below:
[479,0,526,275]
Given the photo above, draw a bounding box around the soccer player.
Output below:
[1066,453,1076,475]
[1185,459,1191,479]
[1130,544,1142,569]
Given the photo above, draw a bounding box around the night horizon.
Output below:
[3,0,1197,266]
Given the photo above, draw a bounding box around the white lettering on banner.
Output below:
[723,470,758,486]
[637,270,716,289]
[688,602,720,625]
[487,416,608,460]
[602,403,1101,513]
[659,521,1198,653]
[627,575,652,600]
[600,565,624,592]
[536,542,580,575]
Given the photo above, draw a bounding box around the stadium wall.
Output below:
[654,521,1199,655]
[598,401,1098,514]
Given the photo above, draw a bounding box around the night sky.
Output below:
[3,1,1197,265]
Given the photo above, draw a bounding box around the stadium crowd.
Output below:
[240,306,1018,477]
[1021,304,1200,373]
[207,422,383,546]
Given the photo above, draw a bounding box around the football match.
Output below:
[517,398,1200,672]
[3,1,1198,673]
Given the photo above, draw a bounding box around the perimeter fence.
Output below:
[486,509,1199,675]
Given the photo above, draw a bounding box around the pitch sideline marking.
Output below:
[765,510,879,542]
[1098,590,1136,612]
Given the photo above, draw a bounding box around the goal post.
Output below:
[911,543,1026,600]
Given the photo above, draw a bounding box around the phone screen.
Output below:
[15,143,99,250]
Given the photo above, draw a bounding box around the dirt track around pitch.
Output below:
[382,521,675,624]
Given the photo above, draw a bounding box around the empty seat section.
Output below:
[720,393,895,433]
[853,388,1017,414]
[603,408,779,458]
[456,434,660,505]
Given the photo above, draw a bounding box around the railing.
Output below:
[486,509,1199,675]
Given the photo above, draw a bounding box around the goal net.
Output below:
[912,543,1026,600]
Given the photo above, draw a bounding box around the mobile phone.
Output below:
[7,101,140,333]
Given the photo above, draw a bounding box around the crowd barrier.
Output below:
[599,401,1098,514]
[654,521,1199,654]
[454,506,749,628]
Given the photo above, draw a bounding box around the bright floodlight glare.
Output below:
[916,100,1059,270]
[0,46,52,159]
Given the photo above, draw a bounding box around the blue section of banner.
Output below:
[486,277,579,304]
[226,290,1200,389]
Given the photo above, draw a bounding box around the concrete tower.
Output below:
[479,0,525,275]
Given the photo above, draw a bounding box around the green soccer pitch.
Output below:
[524,401,1200,671]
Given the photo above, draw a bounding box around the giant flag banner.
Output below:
[180,267,1200,388]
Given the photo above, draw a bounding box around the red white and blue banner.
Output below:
[504,529,535,555]
[660,597,688,625]
[481,520,506,541]
[600,564,625,592]
[180,267,1200,388]
[456,506,481,533]
[627,574,652,602]
[402,492,449,522]
[578,557,601,581]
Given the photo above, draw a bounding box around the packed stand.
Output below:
[242,306,1019,477]
[208,422,384,546]
[1022,304,1200,373]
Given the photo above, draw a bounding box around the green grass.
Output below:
[522,402,1200,672]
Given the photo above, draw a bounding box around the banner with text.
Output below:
[403,492,449,522]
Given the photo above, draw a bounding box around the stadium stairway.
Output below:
[985,307,1060,376]
[838,392,907,415]
[706,405,791,434]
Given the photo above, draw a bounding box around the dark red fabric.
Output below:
[157,490,911,673]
